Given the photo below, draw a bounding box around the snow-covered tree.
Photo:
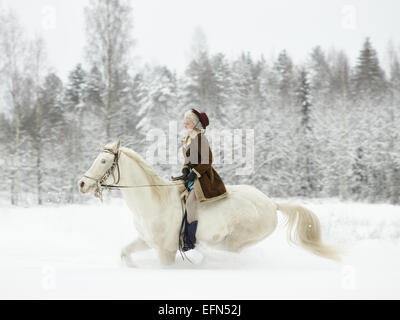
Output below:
[183,27,216,116]
[210,53,232,126]
[295,67,316,196]
[352,37,387,103]
[27,36,50,205]
[349,38,388,201]
[64,64,86,107]
[62,65,88,203]
[84,0,135,141]
[0,10,28,205]
[307,46,332,109]
[273,50,296,109]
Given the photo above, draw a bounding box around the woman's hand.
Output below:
[185,170,197,182]
[184,171,196,191]
[183,167,190,178]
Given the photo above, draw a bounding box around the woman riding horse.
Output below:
[181,109,228,252]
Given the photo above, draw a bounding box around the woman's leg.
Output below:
[186,190,198,223]
[183,190,199,251]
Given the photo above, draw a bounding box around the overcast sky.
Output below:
[1,0,400,81]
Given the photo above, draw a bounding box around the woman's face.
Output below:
[184,118,195,132]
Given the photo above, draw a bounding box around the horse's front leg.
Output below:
[157,249,177,266]
[121,238,150,267]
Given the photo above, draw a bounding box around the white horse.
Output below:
[78,140,341,266]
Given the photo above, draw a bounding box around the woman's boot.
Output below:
[183,220,198,252]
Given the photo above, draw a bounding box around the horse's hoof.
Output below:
[120,251,126,261]
[121,253,136,268]
[183,249,204,265]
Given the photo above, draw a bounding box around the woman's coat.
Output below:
[181,130,228,203]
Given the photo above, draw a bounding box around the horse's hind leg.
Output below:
[121,238,150,267]
[223,210,278,253]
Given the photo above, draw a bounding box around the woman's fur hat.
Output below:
[184,109,209,129]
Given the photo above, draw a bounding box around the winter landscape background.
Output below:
[0,0,400,299]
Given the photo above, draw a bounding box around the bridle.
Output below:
[82,147,184,201]
[83,148,122,200]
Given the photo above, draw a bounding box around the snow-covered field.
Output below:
[0,196,400,299]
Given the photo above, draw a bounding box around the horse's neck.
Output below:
[117,151,165,215]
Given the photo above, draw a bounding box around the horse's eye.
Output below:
[101,159,106,164]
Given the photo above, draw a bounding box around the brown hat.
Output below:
[190,108,209,129]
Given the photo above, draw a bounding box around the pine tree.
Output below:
[266,51,300,196]
[352,37,387,103]
[183,51,215,112]
[63,65,87,203]
[210,53,232,126]
[84,65,105,115]
[231,52,254,109]
[350,38,388,201]
[64,64,86,107]
[273,50,296,108]
[113,67,135,142]
[134,65,179,171]
[256,61,286,196]
[308,46,332,108]
[183,27,216,115]
[351,146,368,199]
[296,68,316,196]
[323,49,352,199]
[387,48,400,203]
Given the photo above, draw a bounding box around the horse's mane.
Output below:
[119,147,175,203]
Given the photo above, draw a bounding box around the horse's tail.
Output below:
[276,202,342,261]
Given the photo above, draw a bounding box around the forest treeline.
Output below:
[0,0,399,206]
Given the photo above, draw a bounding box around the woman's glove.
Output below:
[184,180,192,191]
[185,170,197,182]
[183,167,190,178]
[184,171,196,191]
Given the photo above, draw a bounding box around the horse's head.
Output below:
[78,139,121,195]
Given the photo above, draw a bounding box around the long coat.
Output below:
[181,130,228,203]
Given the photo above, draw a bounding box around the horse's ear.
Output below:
[115,139,121,151]
[100,143,105,150]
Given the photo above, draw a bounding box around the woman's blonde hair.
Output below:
[184,110,205,133]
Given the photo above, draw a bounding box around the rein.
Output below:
[83,148,184,201]
[101,184,183,188]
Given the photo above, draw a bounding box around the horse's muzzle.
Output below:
[78,178,92,194]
